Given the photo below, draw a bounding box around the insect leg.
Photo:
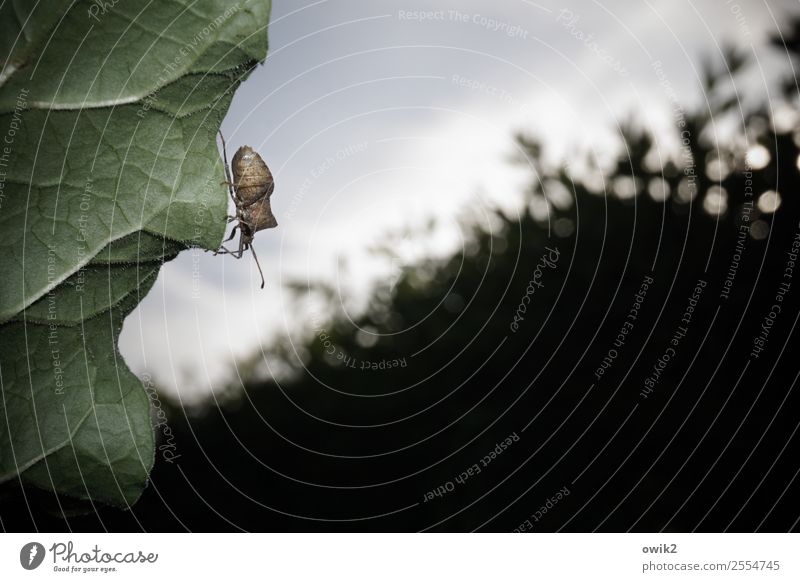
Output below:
[218,131,237,205]
[224,226,238,243]
[249,244,266,289]
[232,229,246,259]
[215,244,245,259]
[214,245,235,255]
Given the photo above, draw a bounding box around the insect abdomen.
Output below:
[248,198,278,231]
[232,145,274,204]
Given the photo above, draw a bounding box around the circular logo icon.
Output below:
[20,542,46,570]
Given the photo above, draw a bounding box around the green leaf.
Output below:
[12,262,162,326]
[0,1,74,88]
[88,232,185,266]
[0,0,272,320]
[0,0,271,506]
[0,104,230,320]
[0,283,156,507]
[0,1,268,112]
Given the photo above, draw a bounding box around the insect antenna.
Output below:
[249,244,266,288]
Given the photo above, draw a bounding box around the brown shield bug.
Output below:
[215,131,277,288]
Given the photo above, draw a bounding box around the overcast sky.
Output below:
[120,0,799,402]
